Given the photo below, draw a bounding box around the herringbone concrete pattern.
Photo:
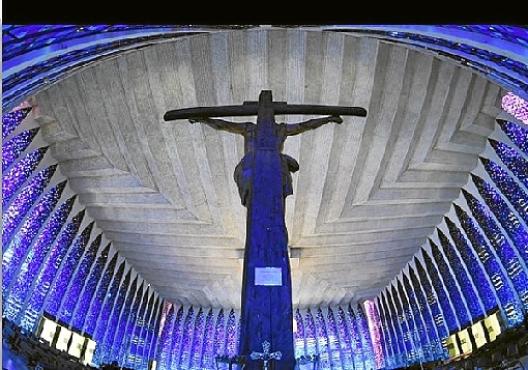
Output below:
[33,29,503,309]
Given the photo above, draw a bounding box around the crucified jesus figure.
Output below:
[189,115,343,206]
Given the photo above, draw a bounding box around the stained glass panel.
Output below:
[2,164,57,245]
[43,222,94,317]
[481,157,528,225]
[2,128,39,171]
[461,191,528,311]
[434,232,485,321]
[2,147,48,208]
[3,196,75,322]
[2,180,66,295]
[418,254,459,333]
[71,245,113,332]
[2,107,32,140]
[454,205,525,326]
[471,174,528,262]
[498,119,528,155]
[58,234,103,324]
[91,265,127,365]
[20,210,85,331]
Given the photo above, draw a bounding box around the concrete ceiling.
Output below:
[33,29,503,309]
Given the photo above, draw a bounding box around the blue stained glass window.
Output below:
[139,297,160,368]
[2,107,31,140]
[189,308,206,368]
[125,288,150,367]
[418,254,459,333]
[294,308,306,359]
[409,266,449,349]
[438,25,528,48]
[168,306,185,368]
[314,308,331,369]
[235,317,242,356]
[137,294,155,365]
[304,309,318,357]
[132,290,152,367]
[2,128,39,171]
[58,234,103,324]
[156,304,175,370]
[155,303,171,368]
[396,283,422,363]
[381,292,405,368]
[377,297,398,368]
[71,244,113,332]
[43,222,94,318]
[347,305,365,370]
[373,299,390,369]
[489,139,528,190]
[2,147,48,209]
[402,274,439,362]
[143,298,163,368]
[444,219,504,313]
[175,306,196,367]
[398,274,436,362]
[109,277,139,363]
[471,174,528,263]
[2,164,57,246]
[92,269,130,366]
[481,157,528,225]
[397,280,429,363]
[83,253,119,335]
[498,120,528,156]
[346,306,364,368]
[454,205,525,326]
[141,296,159,360]
[462,189,528,311]
[2,180,66,295]
[434,233,484,322]
[326,308,346,368]
[389,285,415,364]
[131,293,156,368]
[337,306,356,369]
[356,304,376,370]
[19,210,85,331]
[118,284,146,365]
[3,196,75,322]
[212,309,226,358]
[225,309,238,358]
[200,309,216,369]
[384,288,409,367]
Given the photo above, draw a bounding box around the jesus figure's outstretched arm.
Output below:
[284,115,343,136]
[188,117,250,134]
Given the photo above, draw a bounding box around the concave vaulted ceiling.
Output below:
[32,29,504,309]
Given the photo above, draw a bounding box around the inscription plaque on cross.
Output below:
[164,90,366,369]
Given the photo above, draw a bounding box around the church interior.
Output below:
[2,25,528,370]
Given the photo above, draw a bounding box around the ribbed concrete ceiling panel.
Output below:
[33,29,503,309]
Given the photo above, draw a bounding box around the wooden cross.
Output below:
[164,90,366,369]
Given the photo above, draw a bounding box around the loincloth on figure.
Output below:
[234,155,253,206]
[280,154,299,197]
[233,153,299,206]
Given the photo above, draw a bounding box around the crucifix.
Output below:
[164,90,366,369]
[250,340,282,370]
